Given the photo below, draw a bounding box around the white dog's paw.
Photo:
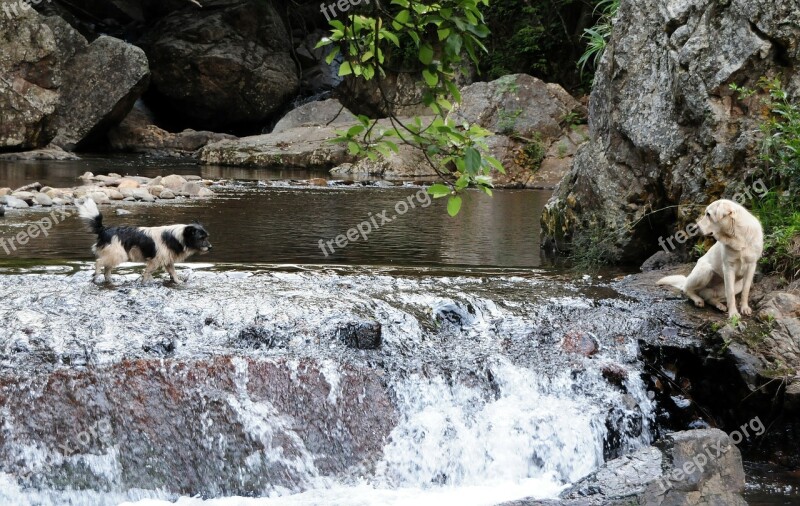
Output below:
[741,305,752,316]
[714,302,728,312]
[728,310,741,320]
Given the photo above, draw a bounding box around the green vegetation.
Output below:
[316,0,503,216]
[567,224,619,270]
[577,0,618,75]
[517,136,547,172]
[480,1,612,90]
[732,77,800,279]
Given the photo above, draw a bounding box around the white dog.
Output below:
[657,199,763,319]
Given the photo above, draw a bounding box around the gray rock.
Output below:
[179,182,202,197]
[449,74,583,139]
[115,208,132,215]
[557,429,746,505]
[131,188,155,202]
[1,196,29,209]
[161,174,187,191]
[48,35,149,150]
[139,1,299,129]
[200,124,358,169]
[34,193,53,207]
[272,99,357,134]
[542,0,799,259]
[159,189,176,200]
[0,147,79,161]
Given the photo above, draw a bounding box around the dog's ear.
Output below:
[711,201,736,222]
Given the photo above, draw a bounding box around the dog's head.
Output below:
[697,199,738,240]
[183,224,212,253]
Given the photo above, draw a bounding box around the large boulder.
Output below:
[47,35,149,149]
[448,74,587,189]
[0,9,148,151]
[139,0,300,129]
[541,0,800,260]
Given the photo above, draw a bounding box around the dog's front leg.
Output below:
[166,264,183,284]
[740,262,757,316]
[723,261,739,319]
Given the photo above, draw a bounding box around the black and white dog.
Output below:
[77,198,212,284]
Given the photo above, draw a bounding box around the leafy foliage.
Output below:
[316,0,503,215]
[731,76,800,278]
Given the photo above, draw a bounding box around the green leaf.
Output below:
[464,147,481,173]
[428,183,451,198]
[422,69,439,87]
[348,141,361,155]
[419,43,434,65]
[447,195,463,217]
[339,61,353,76]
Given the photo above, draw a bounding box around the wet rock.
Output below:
[142,338,176,357]
[562,330,599,357]
[236,322,286,350]
[0,356,395,496]
[139,1,299,129]
[556,429,747,505]
[601,363,628,387]
[272,99,357,134]
[641,250,685,272]
[336,321,382,350]
[0,147,79,161]
[159,190,175,200]
[541,0,799,259]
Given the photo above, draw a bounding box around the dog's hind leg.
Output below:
[103,266,113,284]
[683,268,714,308]
[166,264,183,284]
[141,261,157,283]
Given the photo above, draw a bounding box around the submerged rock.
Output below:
[336,321,382,350]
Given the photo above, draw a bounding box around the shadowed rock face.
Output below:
[138,0,299,129]
[541,0,800,260]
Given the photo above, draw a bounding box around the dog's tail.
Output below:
[77,198,104,235]
[656,275,686,292]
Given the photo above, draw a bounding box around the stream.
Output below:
[0,157,793,505]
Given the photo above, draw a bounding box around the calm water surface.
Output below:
[0,156,548,267]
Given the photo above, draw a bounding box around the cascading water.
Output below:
[0,264,656,506]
